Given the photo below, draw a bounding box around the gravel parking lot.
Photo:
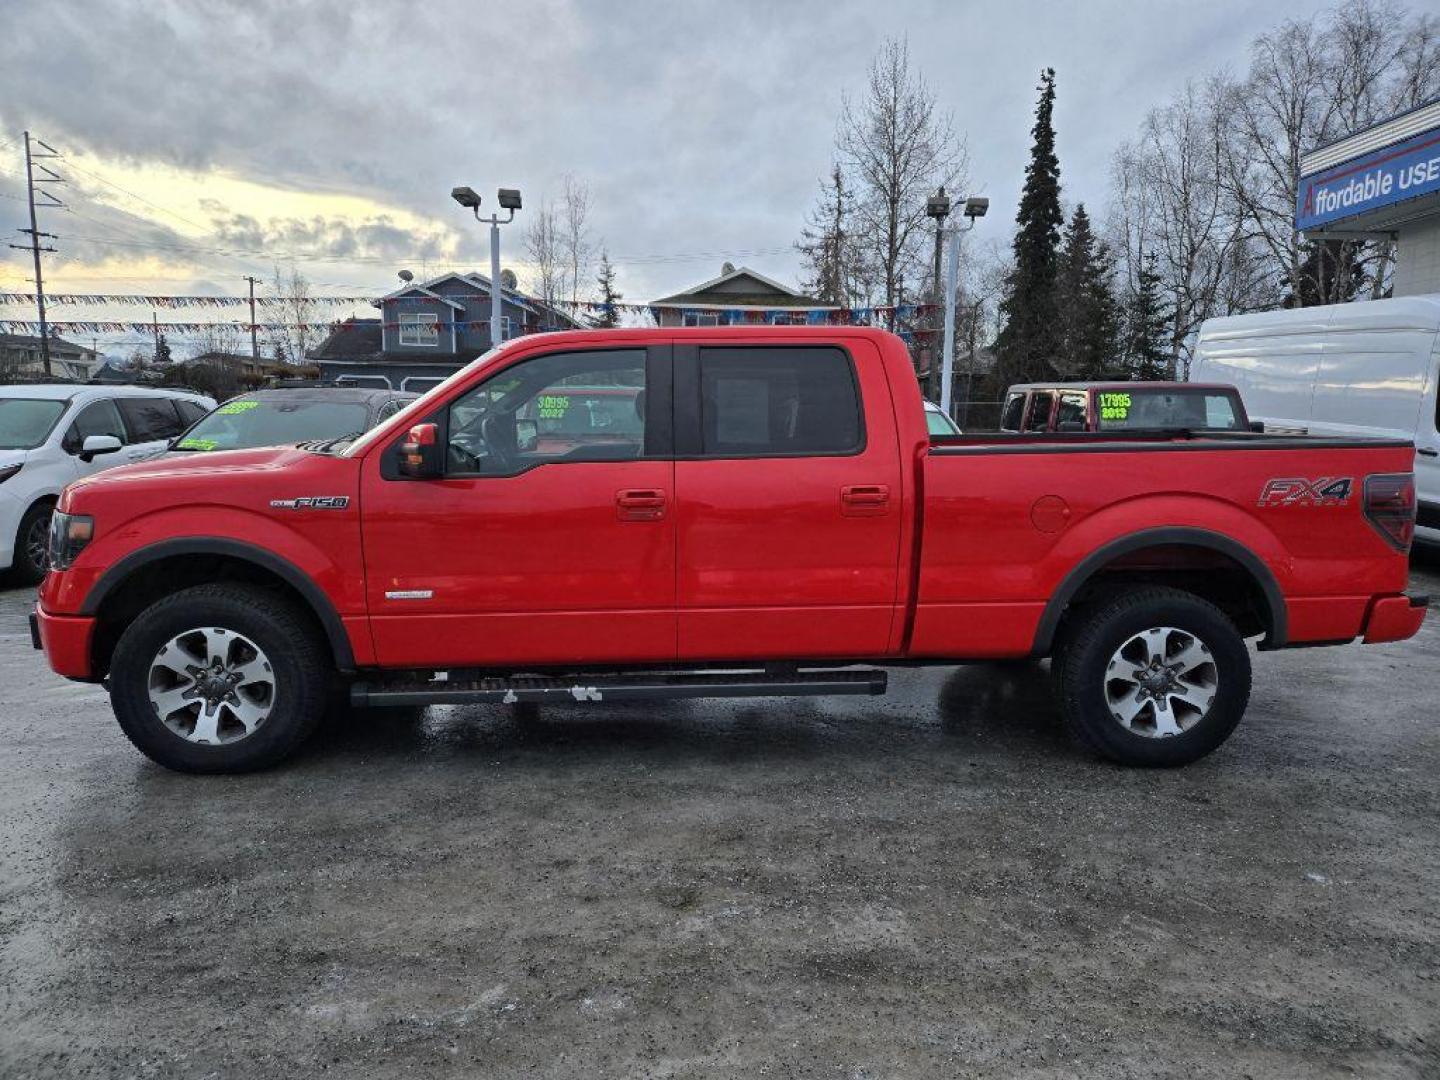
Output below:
[1,561,1438,1079]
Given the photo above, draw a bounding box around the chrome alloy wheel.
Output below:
[24,511,50,573]
[1103,625,1218,738]
[147,627,276,745]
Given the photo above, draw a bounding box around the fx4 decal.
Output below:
[269,496,351,510]
[1258,477,1354,508]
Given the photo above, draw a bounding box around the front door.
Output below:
[672,340,904,660]
[360,345,676,669]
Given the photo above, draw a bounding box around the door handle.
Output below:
[840,484,890,516]
[616,488,667,521]
[1418,448,1438,458]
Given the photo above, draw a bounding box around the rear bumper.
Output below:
[1362,593,1428,645]
[32,604,98,679]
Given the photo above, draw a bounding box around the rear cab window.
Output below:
[1096,388,1247,432]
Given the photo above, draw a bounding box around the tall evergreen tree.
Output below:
[1121,255,1171,381]
[153,333,172,365]
[586,250,623,329]
[797,164,866,306]
[995,69,1064,387]
[1056,204,1121,379]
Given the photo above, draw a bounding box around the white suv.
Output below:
[0,385,215,584]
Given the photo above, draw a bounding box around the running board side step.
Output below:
[350,669,888,708]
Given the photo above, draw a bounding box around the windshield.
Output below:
[174,398,371,452]
[1096,389,1246,432]
[0,398,67,450]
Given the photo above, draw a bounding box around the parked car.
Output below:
[1,384,214,584]
[1000,382,1253,435]
[1192,294,1440,547]
[166,386,417,456]
[32,327,1424,774]
[923,400,962,436]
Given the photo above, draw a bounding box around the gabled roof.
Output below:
[650,265,815,307]
[371,282,466,311]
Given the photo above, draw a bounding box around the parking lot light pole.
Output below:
[452,186,522,348]
[940,196,989,422]
[925,188,952,401]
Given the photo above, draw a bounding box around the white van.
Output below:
[1192,295,1440,547]
[1,384,215,583]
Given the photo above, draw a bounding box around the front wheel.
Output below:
[1055,587,1251,767]
[109,584,331,773]
[10,500,54,585]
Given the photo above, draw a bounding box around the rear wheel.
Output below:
[10,500,54,585]
[1055,587,1251,766]
[109,584,330,773]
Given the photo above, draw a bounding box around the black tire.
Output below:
[10,500,54,586]
[1055,586,1251,767]
[109,584,330,773]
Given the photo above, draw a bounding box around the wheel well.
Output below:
[1045,542,1277,653]
[90,553,335,678]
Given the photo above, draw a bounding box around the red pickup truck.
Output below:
[31,327,1426,773]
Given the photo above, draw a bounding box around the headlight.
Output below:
[0,463,21,485]
[47,511,94,571]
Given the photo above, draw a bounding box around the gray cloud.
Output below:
[3,0,1339,305]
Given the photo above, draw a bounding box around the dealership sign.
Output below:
[1297,126,1440,231]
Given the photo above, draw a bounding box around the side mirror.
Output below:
[1249,420,1266,434]
[516,418,538,453]
[79,434,123,462]
[398,422,443,479]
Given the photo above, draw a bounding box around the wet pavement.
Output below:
[1,561,1438,1079]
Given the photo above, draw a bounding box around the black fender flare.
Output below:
[80,537,356,672]
[1030,526,1288,655]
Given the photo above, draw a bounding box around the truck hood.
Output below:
[68,445,318,493]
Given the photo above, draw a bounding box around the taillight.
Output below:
[1364,473,1415,553]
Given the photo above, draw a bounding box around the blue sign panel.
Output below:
[1297,125,1440,231]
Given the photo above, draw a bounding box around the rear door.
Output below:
[672,340,903,660]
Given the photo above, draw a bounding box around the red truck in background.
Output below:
[31,327,1426,774]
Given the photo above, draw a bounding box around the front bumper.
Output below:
[32,604,98,679]
[1362,593,1428,645]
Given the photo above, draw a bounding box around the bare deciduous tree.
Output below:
[836,37,967,320]
[525,199,563,311]
[266,264,322,366]
[559,174,593,307]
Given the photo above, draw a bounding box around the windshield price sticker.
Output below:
[177,437,219,451]
[1098,392,1131,421]
[216,400,260,415]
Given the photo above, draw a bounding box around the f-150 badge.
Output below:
[1258,477,1353,507]
[269,496,350,510]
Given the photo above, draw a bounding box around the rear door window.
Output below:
[117,397,185,442]
[696,346,862,456]
[1024,392,1055,432]
[1096,389,1247,431]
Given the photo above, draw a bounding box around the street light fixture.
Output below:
[453,185,522,347]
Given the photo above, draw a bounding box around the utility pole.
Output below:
[8,132,63,378]
[152,311,160,362]
[243,275,260,359]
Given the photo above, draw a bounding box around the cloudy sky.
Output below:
[1,0,1327,352]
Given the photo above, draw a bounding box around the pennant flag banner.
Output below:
[0,293,374,308]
